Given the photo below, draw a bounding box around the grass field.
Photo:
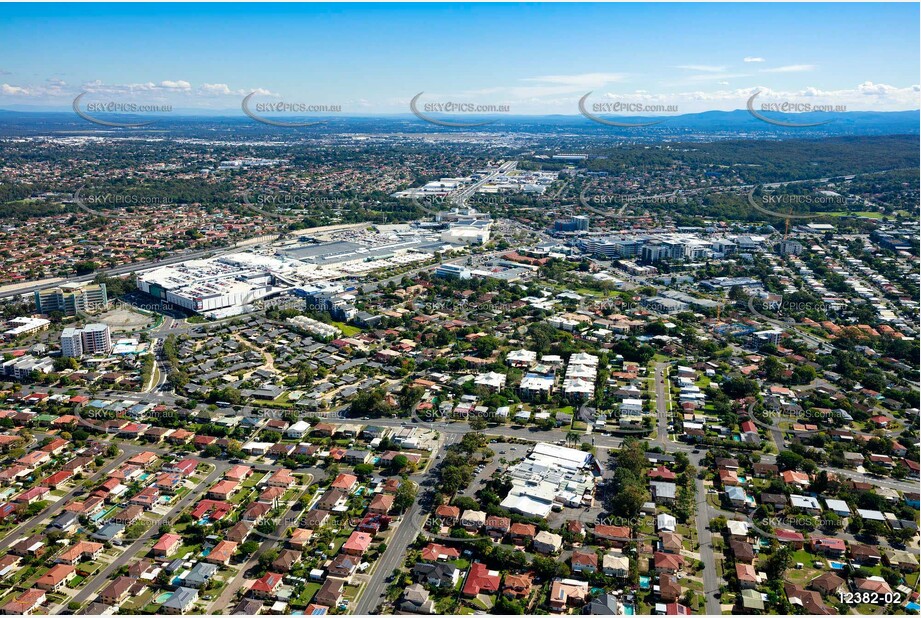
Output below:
[332,321,361,336]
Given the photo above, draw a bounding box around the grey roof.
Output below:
[162,587,199,611]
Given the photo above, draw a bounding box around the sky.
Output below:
[1,3,919,115]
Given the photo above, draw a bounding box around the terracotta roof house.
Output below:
[152,533,182,558]
[249,573,284,599]
[502,573,534,598]
[462,562,501,597]
[654,552,684,574]
[485,515,511,539]
[509,522,537,542]
[648,465,677,481]
[549,578,589,612]
[342,531,373,556]
[225,465,252,481]
[330,473,358,492]
[206,540,238,566]
[855,577,893,595]
[659,531,683,554]
[36,564,75,592]
[736,563,759,588]
[571,549,598,573]
[368,493,394,515]
[289,528,314,549]
[433,504,460,524]
[420,543,460,562]
[1,588,46,615]
[208,479,239,500]
[594,524,631,547]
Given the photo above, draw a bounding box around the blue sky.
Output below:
[1,3,918,114]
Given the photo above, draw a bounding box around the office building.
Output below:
[435,264,472,280]
[35,283,108,316]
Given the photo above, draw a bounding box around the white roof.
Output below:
[727,520,750,536]
[790,495,821,509]
[823,498,850,513]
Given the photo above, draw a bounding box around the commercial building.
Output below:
[500,443,597,518]
[34,283,108,316]
[2,317,50,340]
[137,254,291,316]
[435,264,472,280]
[554,216,590,233]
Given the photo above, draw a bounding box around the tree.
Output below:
[239,541,260,557]
[765,545,792,579]
[394,481,418,513]
[353,463,374,478]
[391,455,409,473]
[469,415,488,432]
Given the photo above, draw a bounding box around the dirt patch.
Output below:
[96,307,153,333]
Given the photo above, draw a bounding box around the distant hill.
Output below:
[0,108,917,137]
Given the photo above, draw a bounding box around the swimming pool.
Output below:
[91,506,117,522]
[905,602,919,613]
[624,605,635,615]
[639,575,650,590]
[828,561,845,570]
[154,592,173,604]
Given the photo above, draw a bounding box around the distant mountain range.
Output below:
[0,107,917,136]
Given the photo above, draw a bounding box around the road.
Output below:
[449,160,517,209]
[352,438,442,614]
[653,363,670,447]
[209,477,314,612]
[694,476,722,615]
[0,234,277,301]
[69,463,227,610]
[0,449,134,551]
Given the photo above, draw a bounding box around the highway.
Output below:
[449,160,517,209]
[0,234,276,301]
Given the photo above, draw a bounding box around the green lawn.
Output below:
[332,322,361,336]
[291,582,321,607]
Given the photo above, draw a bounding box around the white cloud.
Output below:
[160,80,192,91]
[1,83,30,96]
[762,64,815,73]
[743,57,765,63]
